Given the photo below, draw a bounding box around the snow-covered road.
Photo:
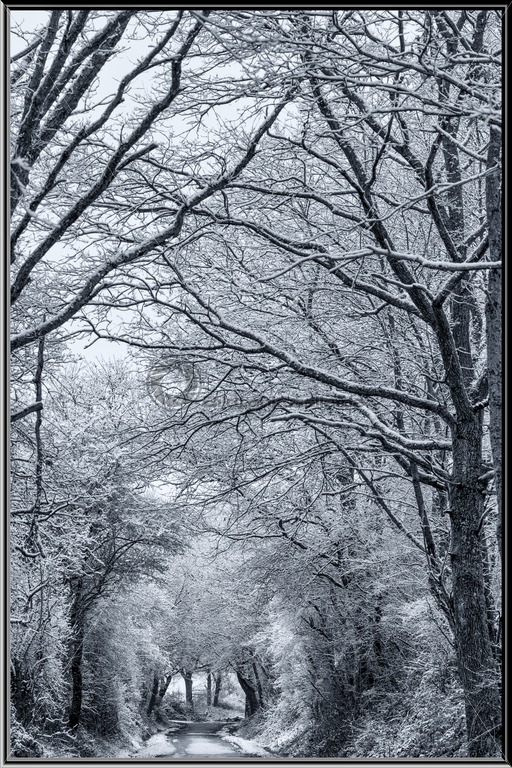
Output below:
[154,721,243,759]
[135,720,273,759]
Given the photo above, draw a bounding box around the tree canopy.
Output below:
[7,8,503,761]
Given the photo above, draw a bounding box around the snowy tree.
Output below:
[10,360,181,738]
[100,10,501,755]
[9,8,502,760]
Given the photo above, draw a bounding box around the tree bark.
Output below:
[449,415,501,756]
[147,672,160,716]
[181,670,193,709]
[11,659,34,726]
[236,671,260,717]
[157,673,173,707]
[206,670,212,706]
[68,589,85,729]
[252,661,265,709]
[485,125,502,557]
[213,672,222,707]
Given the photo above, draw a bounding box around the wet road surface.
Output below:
[165,721,243,759]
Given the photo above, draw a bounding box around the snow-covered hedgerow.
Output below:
[9,705,44,758]
[342,669,466,758]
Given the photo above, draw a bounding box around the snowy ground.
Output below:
[135,733,176,757]
[220,732,272,757]
[89,720,273,760]
[128,721,249,760]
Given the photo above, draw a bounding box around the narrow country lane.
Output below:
[165,721,243,759]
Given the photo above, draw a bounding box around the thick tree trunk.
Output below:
[252,661,265,709]
[147,672,160,716]
[157,674,173,707]
[68,602,85,729]
[449,416,501,756]
[236,671,260,717]
[213,672,222,707]
[11,659,34,726]
[206,670,212,706]
[181,670,193,709]
[485,125,502,557]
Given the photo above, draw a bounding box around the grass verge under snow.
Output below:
[221,734,271,757]
[136,733,176,757]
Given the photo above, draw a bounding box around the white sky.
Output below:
[9,10,49,55]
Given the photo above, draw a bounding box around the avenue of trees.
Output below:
[8,9,502,759]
